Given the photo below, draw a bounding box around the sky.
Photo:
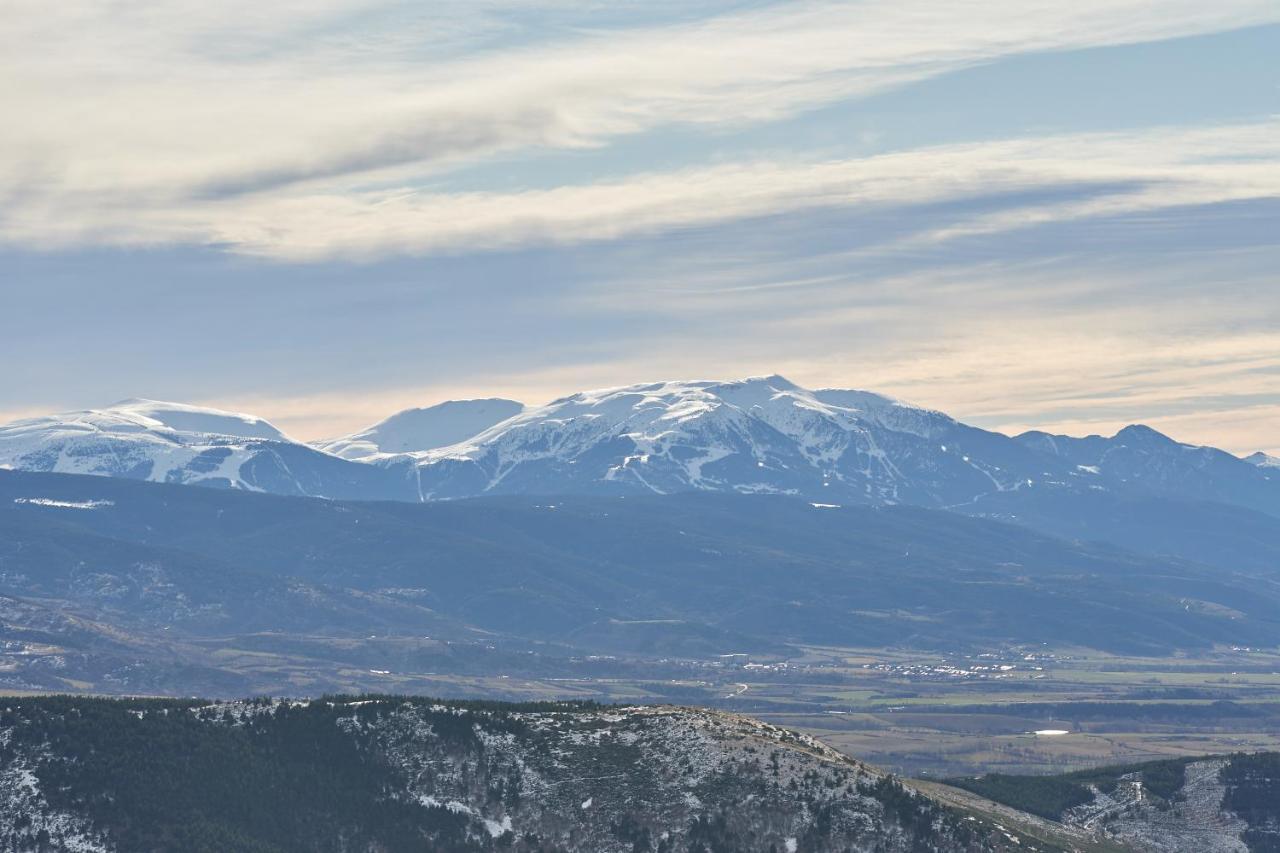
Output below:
[2,1,1278,454]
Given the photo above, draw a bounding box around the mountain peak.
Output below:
[0,398,321,493]
[87,398,288,442]
[1246,451,1280,468]
[1113,423,1177,446]
[408,375,982,500]
[734,373,798,389]
[320,398,525,460]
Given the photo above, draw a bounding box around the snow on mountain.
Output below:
[404,375,1073,504]
[0,399,411,500]
[318,398,524,460]
[108,398,289,441]
[0,400,280,486]
[1016,424,1280,514]
[1245,451,1280,469]
[3,380,1277,517]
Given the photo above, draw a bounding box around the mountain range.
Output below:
[2,376,1274,512]
[3,376,1276,577]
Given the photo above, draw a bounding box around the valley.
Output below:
[6,612,1280,778]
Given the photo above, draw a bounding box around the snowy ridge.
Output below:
[3,379,1277,513]
[405,375,1040,504]
[1013,424,1280,512]
[422,375,915,466]
[0,400,286,490]
[0,399,405,499]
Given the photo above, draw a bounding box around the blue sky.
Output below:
[1,1,1277,452]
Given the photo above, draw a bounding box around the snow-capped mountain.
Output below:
[0,399,412,500]
[318,398,524,460]
[0,399,281,486]
[2,379,1276,519]
[398,375,1080,505]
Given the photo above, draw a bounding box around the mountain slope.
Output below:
[4,379,1278,575]
[0,694,1072,853]
[1017,426,1280,517]
[960,489,1280,575]
[2,470,1279,697]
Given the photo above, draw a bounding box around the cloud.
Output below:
[152,237,1275,452]
[3,222,1275,453]
[3,0,1278,257]
[3,1,1278,454]
[6,118,1277,260]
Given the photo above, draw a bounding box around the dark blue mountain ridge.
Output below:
[2,469,1278,666]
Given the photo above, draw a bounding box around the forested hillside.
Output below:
[0,695,1047,853]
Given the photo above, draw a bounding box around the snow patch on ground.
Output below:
[1065,758,1249,852]
[14,497,114,509]
[0,757,110,852]
[484,816,513,838]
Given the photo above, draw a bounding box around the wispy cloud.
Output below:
[3,1,1277,454]
[3,0,1277,257]
[133,240,1274,453]
[6,119,1277,260]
